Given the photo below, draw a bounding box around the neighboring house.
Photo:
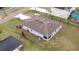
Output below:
[30,7,49,14]
[22,15,62,41]
[0,36,23,51]
[71,9,79,22]
[51,7,76,19]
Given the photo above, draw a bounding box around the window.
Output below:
[43,36,47,39]
[48,35,51,39]
[27,30,29,32]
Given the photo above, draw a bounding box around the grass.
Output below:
[0,18,21,40]
[0,10,79,51]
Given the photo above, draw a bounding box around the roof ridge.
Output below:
[44,22,48,37]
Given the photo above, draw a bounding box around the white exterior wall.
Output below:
[23,25,62,41]
[13,44,23,51]
[51,8,72,19]
[30,7,49,14]
[69,8,76,12]
[30,7,75,19]
[23,25,44,38]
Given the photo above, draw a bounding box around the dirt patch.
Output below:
[47,24,78,51]
[59,37,77,50]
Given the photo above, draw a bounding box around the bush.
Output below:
[16,25,22,29]
[0,30,2,34]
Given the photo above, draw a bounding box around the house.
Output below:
[0,36,23,51]
[51,7,76,19]
[71,9,79,22]
[22,15,62,41]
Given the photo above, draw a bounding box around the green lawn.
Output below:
[0,18,21,40]
[0,10,79,51]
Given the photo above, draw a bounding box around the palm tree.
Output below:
[46,7,52,19]
[46,7,52,15]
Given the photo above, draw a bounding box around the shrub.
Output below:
[0,30,2,34]
[16,25,22,29]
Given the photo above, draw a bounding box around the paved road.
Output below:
[0,8,30,24]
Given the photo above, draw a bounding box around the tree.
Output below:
[46,7,52,19]
[46,8,52,15]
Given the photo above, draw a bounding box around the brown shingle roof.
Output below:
[22,15,61,37]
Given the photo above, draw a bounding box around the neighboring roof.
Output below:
[71,11,79,19]
[54,7,72,10]
[30,8,49,14]
[22,15,61,37]
[0,36,22,51]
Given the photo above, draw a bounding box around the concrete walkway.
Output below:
[14,13,30,20]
